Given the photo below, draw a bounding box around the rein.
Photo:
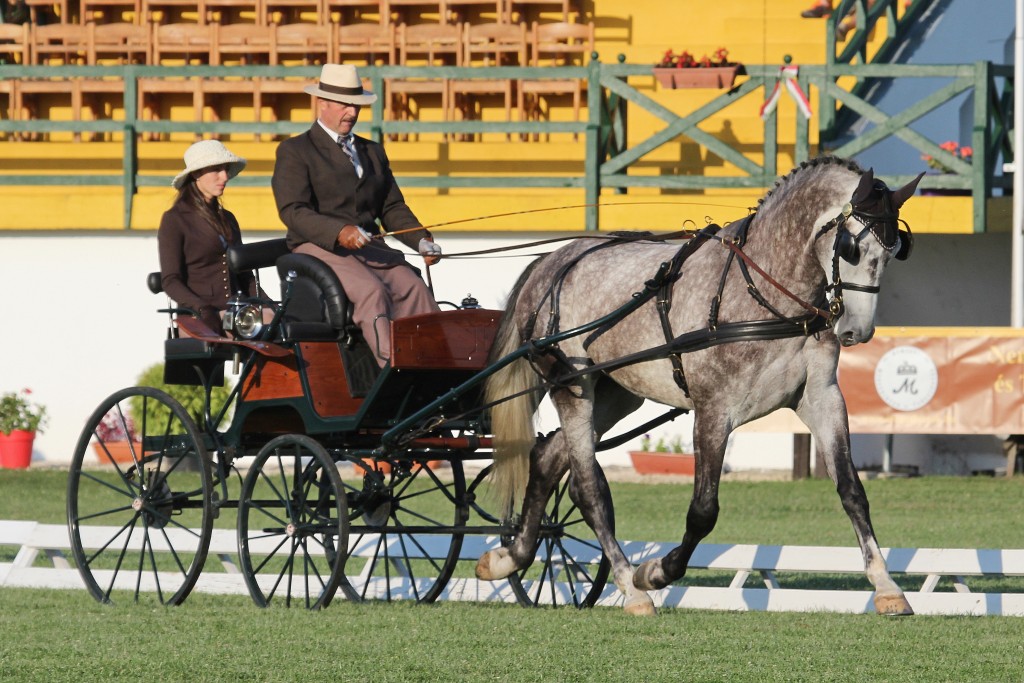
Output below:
[424,229,698,259]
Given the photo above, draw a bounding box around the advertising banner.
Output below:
[840,327,1024,434]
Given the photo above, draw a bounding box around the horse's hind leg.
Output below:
[633,412,729,591]
[552,388,654,615]
[798,386,913,616]
[477,428,570,581]
[478,381,653,616]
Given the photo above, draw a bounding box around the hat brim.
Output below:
[304,84,378,106]
[171,159,247,190]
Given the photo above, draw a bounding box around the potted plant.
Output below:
[629,432,696,475]
[92,409,140,465]
[131,362,235,434]
[921,141,972,196]
[0,388,48,469]
[653,47,745,89]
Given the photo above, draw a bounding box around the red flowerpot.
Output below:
[628,451,696,476]
[0,430,35,469]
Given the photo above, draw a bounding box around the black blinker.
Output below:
[895,228,913,261]
[835,228,860,265]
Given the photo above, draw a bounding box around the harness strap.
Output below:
[554,313,829,387]
[722,240,832,322]
[527,234,665,341]
[655,225,720,394]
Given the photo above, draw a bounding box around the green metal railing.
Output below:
[0,58,1013,231]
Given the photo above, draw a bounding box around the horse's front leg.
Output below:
[797,384,913,616]
[633,412,728,591]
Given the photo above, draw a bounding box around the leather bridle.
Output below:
[814,182,911,322]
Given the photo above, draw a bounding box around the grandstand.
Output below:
[0,0,997,234]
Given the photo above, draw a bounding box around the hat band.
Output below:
[319,82,365,97]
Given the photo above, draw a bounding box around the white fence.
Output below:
[2,520,1023,616]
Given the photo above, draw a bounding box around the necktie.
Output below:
[339,134,363,179]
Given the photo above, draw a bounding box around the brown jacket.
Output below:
[157,200,258,323]
[271,123,430,267]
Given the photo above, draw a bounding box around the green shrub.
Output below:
[129,363,234,432]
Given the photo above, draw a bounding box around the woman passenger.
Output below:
[158,139,263,333]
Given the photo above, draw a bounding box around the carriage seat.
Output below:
[150,238,357,344]
[275,253,358,343]
[224,237,353,341]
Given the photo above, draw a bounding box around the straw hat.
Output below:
[172,140,247,190]
[304,64,378,106]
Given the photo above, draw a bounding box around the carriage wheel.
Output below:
[341,455,467,603]
[468,465,610,608]
[66,387,214,606]
[237,434,349,610]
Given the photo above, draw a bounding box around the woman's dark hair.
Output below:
[174,176,232,239]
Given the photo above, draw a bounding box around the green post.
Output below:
[794,56,810,164]
[123,66,138,230]
[369,69,384,144]
[972,60,991,233]
[584,54,601,231]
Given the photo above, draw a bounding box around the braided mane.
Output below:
[757,155,864,210]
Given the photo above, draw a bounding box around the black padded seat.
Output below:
[226,237,290,274]
[275,252,357,342]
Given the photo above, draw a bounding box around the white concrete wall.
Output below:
[0,233,1004,475]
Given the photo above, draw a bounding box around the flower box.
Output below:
[652,65,744,89]
[628,451,696,476]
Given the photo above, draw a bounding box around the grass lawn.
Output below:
[1,469,1023,682]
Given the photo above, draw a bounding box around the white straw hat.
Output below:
[171,140,247,190]
[304,63,378,106]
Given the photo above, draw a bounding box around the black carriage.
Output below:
[65,239,614,609]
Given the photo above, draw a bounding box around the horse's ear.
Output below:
[852,168,875,204]
[892,172,925,208]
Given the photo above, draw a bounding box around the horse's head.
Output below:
[815,168,923,346]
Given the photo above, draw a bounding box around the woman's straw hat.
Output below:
[171,139,247,189]
[303,63,377,106]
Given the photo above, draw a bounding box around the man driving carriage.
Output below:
[271,63,443,368]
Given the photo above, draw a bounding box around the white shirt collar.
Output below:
[317,119,352,143]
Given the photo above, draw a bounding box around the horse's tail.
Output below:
[484,259,543,518]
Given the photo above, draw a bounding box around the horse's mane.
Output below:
[757,155,864,212]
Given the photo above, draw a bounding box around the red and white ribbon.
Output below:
[759,65,813,120]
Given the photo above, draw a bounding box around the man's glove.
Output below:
[418,238,442,257]
[419,238,442,266]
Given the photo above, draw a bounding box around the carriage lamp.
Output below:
[223,295,264,340]
[233,304,265,339]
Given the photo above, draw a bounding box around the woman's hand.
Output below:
[338,225,373,250]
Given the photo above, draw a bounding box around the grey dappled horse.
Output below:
[476,156,923,616]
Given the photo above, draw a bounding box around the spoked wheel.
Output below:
[342,455,468,603]
[66,387,214,606]
[237,434,349,610]
[467,464,610,608]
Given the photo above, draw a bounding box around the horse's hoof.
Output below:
[475,549,515,581]
[632,561,662,591]
[874,593,914,616]
[624,593,657,617]
[475,551,498,580]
